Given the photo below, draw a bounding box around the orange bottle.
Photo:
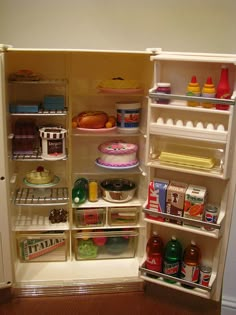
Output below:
[180,240,201,288]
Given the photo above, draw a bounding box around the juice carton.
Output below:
[166,181,188,225]
[183,184,207,226]
[146,178,169,222]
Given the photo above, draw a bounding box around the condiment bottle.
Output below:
[186,76,200,107]
[72,178,88,205]
[180,240,201,288]
[201,77,216,108]
[216,66,231,110]
[155,82,171,104]
[88,179,98,202]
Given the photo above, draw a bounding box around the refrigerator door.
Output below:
[139,51,236,301]
[0,51,13,288]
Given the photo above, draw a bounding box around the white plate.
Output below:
[95,159,139,170]
[23,175,60,188]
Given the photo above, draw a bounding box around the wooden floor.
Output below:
[0,284,221,315]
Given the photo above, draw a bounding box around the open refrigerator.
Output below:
[0,46,236,301]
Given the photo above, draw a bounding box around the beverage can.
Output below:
[199,265,212,286]
[204,204,218,231]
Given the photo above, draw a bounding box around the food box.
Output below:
[43,95,65,111]
[10,103,40,113]
[146,178,169,221]
[16,231,68,262]
[13,119,38,154]
[166,181,188,225]
[74,229,138,260]
[183,184,207,226]
[74,208,106,227]
[108,207,139,226]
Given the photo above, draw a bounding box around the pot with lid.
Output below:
[100,178,136,203]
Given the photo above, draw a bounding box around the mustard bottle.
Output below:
[202,77,216,108]
[186,75,200,107]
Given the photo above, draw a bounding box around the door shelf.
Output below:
[143,208,223,239]
[149,92,235,107]
[10,108,68,116]
[14,187,69,206]
[139,264,216,299]
[147,160,224,179]
[149,123,227,143]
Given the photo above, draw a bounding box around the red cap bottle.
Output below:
[216,66,231,110]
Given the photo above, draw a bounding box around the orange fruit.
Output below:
[105,121,113,128]
[189,204,204,216]
[72,121,77,128]
[108,116,116,126]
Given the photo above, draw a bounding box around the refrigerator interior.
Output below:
[3,50,153,291]
[1,48,236,301]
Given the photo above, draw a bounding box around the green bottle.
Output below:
[72,178,88,205]
[163,236,182,283]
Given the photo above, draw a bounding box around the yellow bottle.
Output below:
[186,75,200,107]
[202,76,216,108]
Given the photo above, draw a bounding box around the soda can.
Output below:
[199,265,212,286]
[204,204,218,231]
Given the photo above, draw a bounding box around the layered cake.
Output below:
[97,140,138,168]
[26,166,54,184]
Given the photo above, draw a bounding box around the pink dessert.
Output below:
[97,140,138,167]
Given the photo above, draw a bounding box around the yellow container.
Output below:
[186,75,200,107]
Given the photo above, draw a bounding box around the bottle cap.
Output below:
[191,76,197,83]
[191,240,196,246]
[206,76,213,85]
[171,236,176,240]
[157,82,171,87]
[74,197,80,203]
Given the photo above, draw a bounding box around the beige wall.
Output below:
[0,0,236,53]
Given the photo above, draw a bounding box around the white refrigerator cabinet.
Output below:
[0,46,236,301]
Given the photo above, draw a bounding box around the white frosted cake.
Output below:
[26,166,53,184]
[97,140,138,167]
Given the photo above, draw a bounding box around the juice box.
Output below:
[146,178,169,221]
[166,181,188,225]
[183,184,207,226]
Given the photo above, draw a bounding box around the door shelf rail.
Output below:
[149,92,235,106]
[139,263,215,298]
[11,151,68,161]
[14,188,69,206]
[143,208,223,239]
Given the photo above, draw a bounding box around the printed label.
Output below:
[47,139,63,155]
[181,262,200,283]
[117,109,140,128]
[163,261,179,276]
[146,255,163,272]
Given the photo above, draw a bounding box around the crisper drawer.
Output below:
[73,229,138,260]
[16,231,68,262]
[108,207,139,226]
[74,208,106,228]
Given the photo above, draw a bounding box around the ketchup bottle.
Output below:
[145,231,164,275]
[216,66,231,110]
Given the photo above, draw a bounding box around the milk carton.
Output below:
[166,181,188,225]
[146,178,169,221]
[183,184,207,226]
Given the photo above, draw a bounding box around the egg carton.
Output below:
[150,117,227,142]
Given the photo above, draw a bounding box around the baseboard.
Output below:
[222,296,236,315]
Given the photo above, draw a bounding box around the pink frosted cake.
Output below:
[97,140,138,167]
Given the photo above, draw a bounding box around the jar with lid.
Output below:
[155,83,171,104]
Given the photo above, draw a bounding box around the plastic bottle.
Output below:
[72,178,88,205]
[201,77,216,108]
[186,75,201,107]
[216,66,231,110]
[180,240,201,288]
[145,231,164,275]
[163,236,182,283]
